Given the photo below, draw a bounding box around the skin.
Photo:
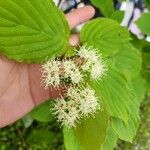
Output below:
[0,6,95,128]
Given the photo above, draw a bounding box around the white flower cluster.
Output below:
[77,45,107,80]
[53,86,100,128]
[41,58,82,89]
[41,45,107,128]
[41,58,61,89]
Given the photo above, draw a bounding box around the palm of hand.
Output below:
[0,57,50,127]
[0,6,95,128]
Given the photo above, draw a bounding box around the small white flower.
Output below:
[52,86,100,128]
[63,59,83,84]
[81,60,92,71]
[78,45,99,64]
[70,69,83,84]
[64,107,80,127]
[77,45,107,80]
[80,88,100,116]
[41,58,61,88]
[53,97,81,128]
[63,59,76,76]
[91,61,107,80]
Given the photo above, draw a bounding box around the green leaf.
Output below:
[132,76,146,103]
[90,0,114,17]
[143,69,150,96]
[111,116,139,143]
[142,48,150,95]
[63,110,109,150]
[145,0,150,9]
[29,100,53,122]
[0,0,70,63]
[81,18,131,56]
[130,33,143,50]
[101,126,118,150]
[111,43,142,80]
[136,13,150,36]
[111,80,143,142]
[89,66,130,123]
[110,10,124,23]
[143,48,150,69]
[63,128,81,150]
[111,96,139,142]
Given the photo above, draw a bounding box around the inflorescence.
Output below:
[41,45,107,128]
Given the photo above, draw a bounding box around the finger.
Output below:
[66,6,95,29]
[69,34,80,46]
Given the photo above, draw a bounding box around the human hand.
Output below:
[0,6,95,128]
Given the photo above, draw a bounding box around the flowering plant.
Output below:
[41,45,106,128]
[0,0,149,149]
